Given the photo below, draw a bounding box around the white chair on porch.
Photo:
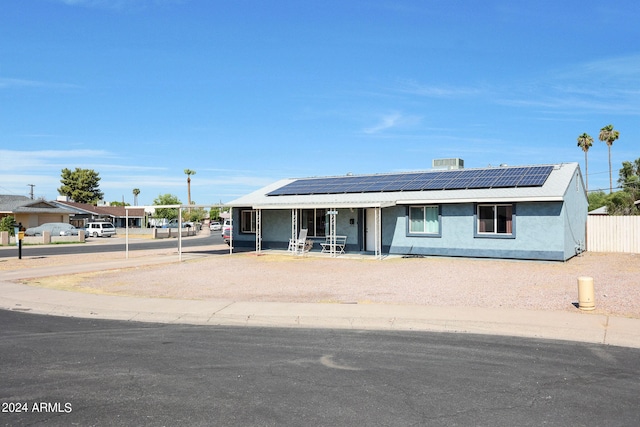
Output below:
[288,229,311,255]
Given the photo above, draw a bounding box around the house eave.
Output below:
[395,196,565,205]
[247,201,397,210]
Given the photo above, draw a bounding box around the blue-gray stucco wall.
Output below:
[385,202,567,261]
[561,169,588,259]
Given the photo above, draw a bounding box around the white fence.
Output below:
[587,216,640,253]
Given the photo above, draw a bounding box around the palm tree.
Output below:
[576,133,593,193]
[132,188,140,206]
[184,169,196,210]
[598,124,620,193]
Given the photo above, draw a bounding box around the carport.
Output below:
[124,204,217,261]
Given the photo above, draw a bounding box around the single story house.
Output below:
[225,162,587,261]
[52,200,145,228]
[0,195,71,227]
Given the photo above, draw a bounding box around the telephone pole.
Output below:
[27,184,35,199]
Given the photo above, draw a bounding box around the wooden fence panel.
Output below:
[587,216,640,253]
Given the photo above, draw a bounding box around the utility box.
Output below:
[577,276,595,311]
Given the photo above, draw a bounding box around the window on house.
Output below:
[300,208,326,237]
[409,206,439,234]
[241,210,257,233]
[477,204,513,234]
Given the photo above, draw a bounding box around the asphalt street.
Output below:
[0,231,225,258]
[1,310,639,426]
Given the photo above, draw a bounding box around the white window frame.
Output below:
[241,209,257,234]
[476,204,514,236]
[408,205,440,236]
[299,208,326,237]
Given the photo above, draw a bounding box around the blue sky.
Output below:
[1,0,638,206]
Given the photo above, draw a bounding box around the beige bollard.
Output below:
[577,276,595,311]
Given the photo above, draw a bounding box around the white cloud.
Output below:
[398,80,484,98]
[0,77,79,90]
[53,0,185,11]
[495,54,640,116]
[363,112,422,134]
[0,149,114,171]
[363,113,401,134]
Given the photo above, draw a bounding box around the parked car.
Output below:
[221,219,231,236]
[164,219,193,228]
[60,227,81,236]
[25,223,79,236]
[210,221,221,231]
[222,225,232,244]
[85,222,116,238]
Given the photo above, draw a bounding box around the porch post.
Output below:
[229,207,233,255]
[329,207,337,257]
[291,208,297,249]
[125,207,129,259]
[256,208,262,254]
[178,206,183,262]
[375,207,381,260]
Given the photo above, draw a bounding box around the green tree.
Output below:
[184,205,207,223]
[0,215,16,235]
[615,158,640,214]
[184,169,196,208]
[209,207,221,221]
[133,188,140,206]
[109,201,130,207]
[58,168,104,204]
[618,158,640,193]
[598,124,620,193]
[153,194,181,220]
[576,133,593,193]
[605,191,637,215]
[587,191,608,212]
[590,159,640,215]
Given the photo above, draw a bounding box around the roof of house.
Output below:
[0,195,31,212]
[53,201,145,218]
[0,195,73,215]
[588,206,608,215]
[226,163,583,209]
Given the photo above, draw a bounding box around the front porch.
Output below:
[227,205,390,259]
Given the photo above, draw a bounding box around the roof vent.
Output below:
[432,158,464,170]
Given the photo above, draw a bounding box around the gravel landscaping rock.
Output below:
[5,247,639,319]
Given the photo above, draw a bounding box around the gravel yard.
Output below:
[3,247,639,319]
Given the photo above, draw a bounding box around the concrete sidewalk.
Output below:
[1,253,639,349]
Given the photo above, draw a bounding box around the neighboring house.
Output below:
[588,206,608,215]
[225,162,587,261]
[52,200,145,228]
[0,195,72,227]
[589,200,640,216]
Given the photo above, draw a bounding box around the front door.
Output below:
[365,208,376,251]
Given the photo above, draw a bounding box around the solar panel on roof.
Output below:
[420,179,452,190]
[266,165,554,196]
[517,166,553,186]
[400,180,433,191]
[382,175,420,191]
